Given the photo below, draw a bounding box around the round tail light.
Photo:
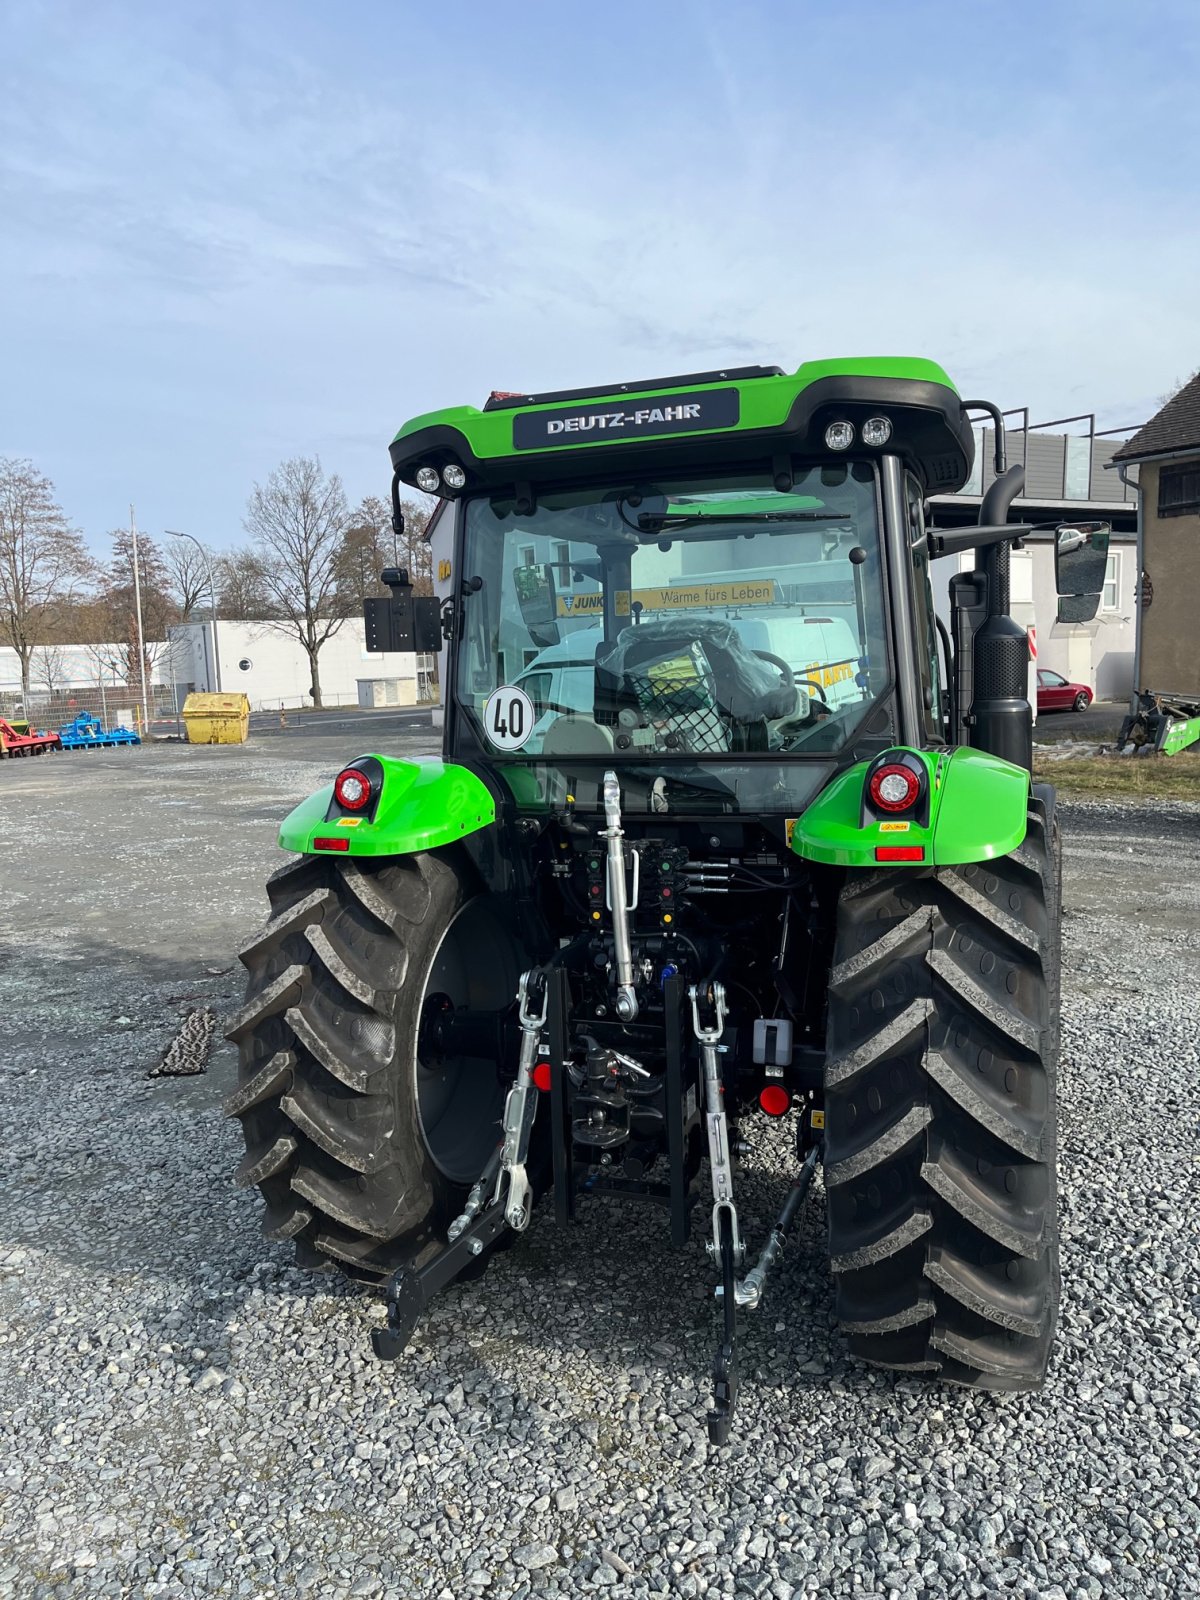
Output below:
[334,767,372,811]
[868,763,921,813]
[759,1084,791,1117]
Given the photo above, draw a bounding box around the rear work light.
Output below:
[868,763,921,813]
[314,836,351,852]
[334,767,372,811]
[875,845,925,862]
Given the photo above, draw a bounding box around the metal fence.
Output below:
[3,682,441,729]
[0,683,179,731]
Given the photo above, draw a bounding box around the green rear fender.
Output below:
[792,747,1029,868]
[278,756,495,857]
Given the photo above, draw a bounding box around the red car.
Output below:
[1036,669,1093,713]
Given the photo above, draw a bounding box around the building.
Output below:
[1111,372,1200,704]
[930,420,1140,703]
[168,617,431,712]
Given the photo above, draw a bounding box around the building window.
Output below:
[1102,552,1121,612]
[1158,465,1200,518]
[518,544,536,568]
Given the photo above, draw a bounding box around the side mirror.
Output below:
[1053,521,1109,624]
[514,562,560,648]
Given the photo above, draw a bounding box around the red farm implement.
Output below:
[0,718,63,758]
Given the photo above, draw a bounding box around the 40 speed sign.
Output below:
[482,685,535,751]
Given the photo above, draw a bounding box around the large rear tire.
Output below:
[225,850,523,1282]
[823,798,1060,1388]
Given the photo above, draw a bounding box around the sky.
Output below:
[3,0,1200,557]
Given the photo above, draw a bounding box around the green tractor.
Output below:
[227,358,1098,1442]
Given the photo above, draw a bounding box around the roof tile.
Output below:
[1113,370,1200,462]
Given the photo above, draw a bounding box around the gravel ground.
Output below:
[1,739,1198,1599]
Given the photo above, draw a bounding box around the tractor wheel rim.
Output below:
[414,897,517,1186]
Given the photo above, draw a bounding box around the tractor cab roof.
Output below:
[390,357,976,500]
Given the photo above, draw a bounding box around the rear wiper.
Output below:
[637,511,851,530]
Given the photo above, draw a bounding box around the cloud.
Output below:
[1,0,1198,548]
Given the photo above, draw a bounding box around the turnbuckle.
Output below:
[602,771,639,1023]
[494,968,549,1231]
[689,982,743,1269]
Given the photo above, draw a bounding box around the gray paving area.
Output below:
[1034,700,1127,746]
[1,736,1198,1599]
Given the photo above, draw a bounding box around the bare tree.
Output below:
[163,536,214,620]
[1156,367,1200,409]
[0,459,95,700]
[243,457,351,707]
[31,642,69,698]
[216,548,275,620]
[335,494,433,614]
[100,529,177,689]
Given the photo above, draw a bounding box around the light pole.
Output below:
[167,530,221,693]
[130,506,151,733]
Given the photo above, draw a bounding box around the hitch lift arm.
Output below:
[689,981,821,1444]
[372,968,548,1362]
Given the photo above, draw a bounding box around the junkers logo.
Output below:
[512,387,739,450]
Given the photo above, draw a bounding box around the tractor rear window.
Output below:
[456,464,892,793]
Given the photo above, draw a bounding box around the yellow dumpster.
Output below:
[181,691,251,745]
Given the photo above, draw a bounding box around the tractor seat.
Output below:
[540,715,614,757]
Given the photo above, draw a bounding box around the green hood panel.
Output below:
[393,358,957,456]
[389,357,974,496]
[278,757,495,857]
[792,747,1029,868]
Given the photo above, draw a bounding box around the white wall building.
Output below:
[930,423,1140,702]
[169,618,429,711]
[932,533,1138,704]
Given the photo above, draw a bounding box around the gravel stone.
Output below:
[513,1545,559,1571]
[1,745,1198,1600]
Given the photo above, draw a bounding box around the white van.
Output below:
[723,612,863,713]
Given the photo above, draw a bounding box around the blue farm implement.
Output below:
[58,714,141,751]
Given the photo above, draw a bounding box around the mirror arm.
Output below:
[390,469,406,543]
[927,524,1033,560]
[961,401,1008,475]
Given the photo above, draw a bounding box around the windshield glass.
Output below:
[457,464,889,772]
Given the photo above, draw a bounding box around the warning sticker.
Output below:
[878,821,911,833]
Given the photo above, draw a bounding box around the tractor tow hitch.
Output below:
[372,969,549,1363]
[690,981,822,1443]
[371,1194,513,1362]
[705,1144,822,1444]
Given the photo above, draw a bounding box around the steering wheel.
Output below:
[795,676,829,705]
[752,650,795,691]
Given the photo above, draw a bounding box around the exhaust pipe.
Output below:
[969,465,1034,772]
